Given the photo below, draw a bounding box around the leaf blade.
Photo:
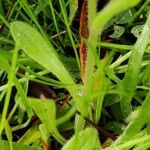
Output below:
[10,21,74,85]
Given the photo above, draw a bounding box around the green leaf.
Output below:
[39,124,50,143]
[91,0,140,33]
[109,25,125,39]
[10,21,79,108]
[18,124,41,145]
[0,54,33,117]
[133,140,150,150]
[105,121,125,134]
[69,0,78,23]
[29,98,66,144]
[131,25,143,38]
[141,63,150,86]
[29,98,56,132]
[111,92,150,146]
[10,21,74,86]
[119,12,150,117]
[115,10,134,24]
[5,120,13,150]
[0,139,40,150]
[62,127,101,150]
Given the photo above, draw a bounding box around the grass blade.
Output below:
[110,92,150,148]
[119,12,150,117]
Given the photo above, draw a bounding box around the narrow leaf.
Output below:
[18,124,41,145]
[0,54,33,116]
[120,12,150,117]
[69,0,78,23]
[111,92,150,147]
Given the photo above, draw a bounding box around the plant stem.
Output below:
[0,13,10,28]
[0,46,19,136]
[58,0,80,71]
[56,104,77,126]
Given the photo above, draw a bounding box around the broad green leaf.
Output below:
[62,127,101,150]
[10,21,79,106]
[10,21,74,86]
[10,21,80,132]
[29,98,66,144]
[0,139,40,150]
[29,98,56,132]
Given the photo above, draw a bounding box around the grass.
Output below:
[0,0,150,149]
